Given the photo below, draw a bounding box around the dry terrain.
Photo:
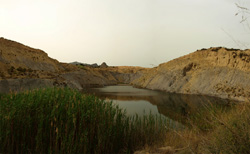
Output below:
[1,37,249,102]
[132,47,250,102]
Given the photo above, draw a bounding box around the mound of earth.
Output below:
[1,37,249,102]
[0,38,145,92]
[132,47,250,102]
[0,37,78,79]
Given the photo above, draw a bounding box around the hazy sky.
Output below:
[0,0,249,67]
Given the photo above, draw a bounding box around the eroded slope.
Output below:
[132,47,250,102]
[0,38,145,92]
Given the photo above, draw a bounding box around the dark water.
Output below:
[85,85,234,127]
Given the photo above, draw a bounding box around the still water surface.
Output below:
[86,85,233,127]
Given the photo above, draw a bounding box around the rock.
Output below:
[91,63,99,68]
[100,62,108,68]
[70,61,83,65]
[70,62,101,68]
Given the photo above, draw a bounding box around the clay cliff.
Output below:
[0,37,145,92]
[0,37,78,78]
[1,38,249,102]
[131,47,250,102]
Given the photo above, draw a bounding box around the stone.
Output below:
[100,62,108,68]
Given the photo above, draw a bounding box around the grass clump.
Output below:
[153,102,250,154]
[205,103,250,154]
[77,65,88,70]
[0,88,168,154]
[170,103,250,154]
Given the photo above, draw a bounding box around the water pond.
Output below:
[85,85,234,128]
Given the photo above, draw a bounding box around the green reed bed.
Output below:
[0,88,168,154]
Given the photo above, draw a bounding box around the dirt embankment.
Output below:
[1,38,249,102]
[0,37,145,92]
[131,47,250,102]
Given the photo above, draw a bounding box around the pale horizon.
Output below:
[1,0,249,67]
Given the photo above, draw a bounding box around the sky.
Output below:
[0,0,249,67]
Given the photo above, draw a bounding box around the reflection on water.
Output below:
[85,85,235,127]
[85,85,161,116]
[112,100,160,116]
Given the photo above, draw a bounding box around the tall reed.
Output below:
[0,88,168,153]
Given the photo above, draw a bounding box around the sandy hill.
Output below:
[1,37,249,101]
[0,37,79,79]
[0,38,145,92]
[132,47,250,102]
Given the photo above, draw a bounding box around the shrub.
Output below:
[16,67,26,72]
[205,103,250,154]
[77,65,87,70]
[7,66,16,74]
